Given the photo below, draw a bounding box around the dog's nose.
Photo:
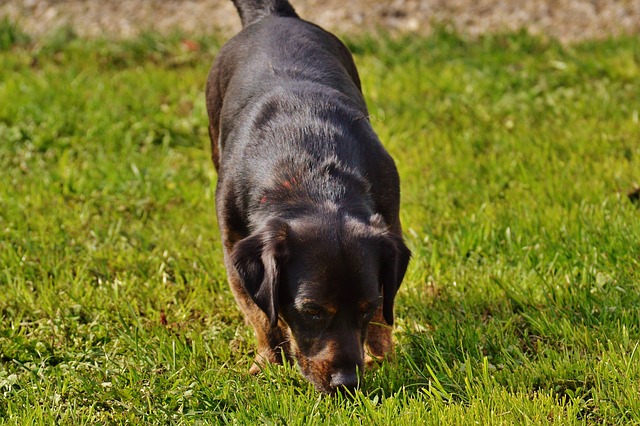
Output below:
[329,369,360,393]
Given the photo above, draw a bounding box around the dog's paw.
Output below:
[364,352,391,370]
[248,348,283,374]
[249,361,263,375]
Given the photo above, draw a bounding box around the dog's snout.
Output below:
[329,369,360,393]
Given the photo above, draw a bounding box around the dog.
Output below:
[205,0,410,393]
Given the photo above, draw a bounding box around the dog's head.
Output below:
[231,212,410,393]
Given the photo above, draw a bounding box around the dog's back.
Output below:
[206,0,366,166]
[206,0,404,232]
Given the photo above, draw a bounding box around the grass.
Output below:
[1,19,639,424]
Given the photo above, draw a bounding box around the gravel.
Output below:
[2,0,640,43]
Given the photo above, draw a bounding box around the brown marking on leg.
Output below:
[248,319,289,374]
[224,252,290,374]
[365,305,394,368]
[364,221,403,368]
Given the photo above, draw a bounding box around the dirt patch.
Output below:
[2,0,640,43]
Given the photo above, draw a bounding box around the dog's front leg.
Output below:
[364,306,394,367]
[226,264,290,373]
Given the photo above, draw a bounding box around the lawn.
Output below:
[1,19,639,424]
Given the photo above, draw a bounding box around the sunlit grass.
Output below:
[1,23,639,424]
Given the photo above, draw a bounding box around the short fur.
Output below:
[206,0,411,393]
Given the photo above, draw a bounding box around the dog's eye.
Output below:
[303,308,322,318]
[301,305,325,321]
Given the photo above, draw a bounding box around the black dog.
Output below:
[205,0,410,393]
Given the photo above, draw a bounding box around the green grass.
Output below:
[1,22,639,424]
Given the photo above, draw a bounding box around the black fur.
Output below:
[206,0,410,393]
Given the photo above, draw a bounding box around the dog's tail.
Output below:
[231,0,299,28]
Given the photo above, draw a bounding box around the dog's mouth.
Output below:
[291,340,363,394]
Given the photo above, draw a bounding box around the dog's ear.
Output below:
[370,215,411,326]
[379,233,411,325]
[231,219,289,328]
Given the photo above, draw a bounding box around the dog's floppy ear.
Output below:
[231,219,289,328]
[371,215,411,326]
